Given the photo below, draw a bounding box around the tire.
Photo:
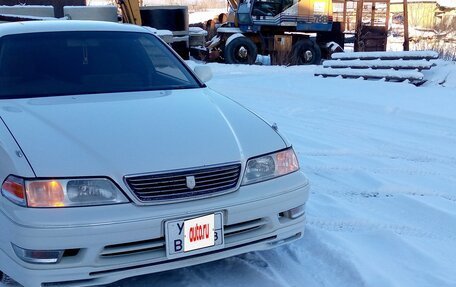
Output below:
[224,37,258,65]
[316,22,345,50]
[290,39,322,65]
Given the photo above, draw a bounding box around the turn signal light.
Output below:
[275,149,299,175]
[1,176,26,206]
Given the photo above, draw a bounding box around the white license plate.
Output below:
[165,212,224,259]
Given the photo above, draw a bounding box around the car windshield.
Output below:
[0,31,202,99]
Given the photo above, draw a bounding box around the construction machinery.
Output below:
[204,0,345,65]
[117,0,142,25]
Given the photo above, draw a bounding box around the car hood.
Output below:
[0,88,286,178]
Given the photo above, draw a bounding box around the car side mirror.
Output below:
[194,66,213,83]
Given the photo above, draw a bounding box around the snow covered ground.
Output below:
[103,61,456,287]
[3,61,456,287]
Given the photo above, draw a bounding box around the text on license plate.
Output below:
[165,212,224,258]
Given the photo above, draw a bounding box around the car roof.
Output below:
[0,20,149,38]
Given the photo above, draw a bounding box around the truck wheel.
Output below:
[290,39,322,65]
[224,37,258,65]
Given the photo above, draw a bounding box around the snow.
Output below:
[189,9,226,24]
[142,26,173,37]
[63,6,117,22]
[2,61,456,287]
[0,5,52,8]
[422,60,456,88]
[323,59,436,70]
[91,61,456,287]
[0,5,54,18]
[332,51,440,60]
[0,13,56,20]
[314,67,425,81]
[189,27,207,36]
[437,0,456,8]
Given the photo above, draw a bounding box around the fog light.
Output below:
[12,244,64,264]
[283,205,305,219]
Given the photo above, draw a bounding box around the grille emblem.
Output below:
[186,176,196,189]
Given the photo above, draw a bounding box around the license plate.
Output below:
[165,212,224,259]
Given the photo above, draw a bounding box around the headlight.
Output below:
[1,176,128,208]
[242,148,299,185]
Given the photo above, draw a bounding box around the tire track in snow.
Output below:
[299,150,456,165]
[314,186,456,203]
[288,227,367,287]
[239,227,369,287]
[306,217,456,241]
[306,165,449,177]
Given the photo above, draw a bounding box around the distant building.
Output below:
[390,0,456,29]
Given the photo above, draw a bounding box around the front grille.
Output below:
[101,238,165,258]
[126,164,242,201]
[225,218,268,238]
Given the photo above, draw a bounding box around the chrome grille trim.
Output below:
[125,163,242,202]
[225,218,268,237]
[101,238,165,257]
[97,217,267,261]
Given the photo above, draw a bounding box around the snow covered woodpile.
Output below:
[63,6,117,22]
[315,51,439,85]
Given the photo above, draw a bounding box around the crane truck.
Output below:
[207,0,345,65]
[117,0,344,65]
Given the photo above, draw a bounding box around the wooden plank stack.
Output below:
[315,51,439,85]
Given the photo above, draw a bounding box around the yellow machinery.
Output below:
[213,0,344,64]
[117,0,142,25]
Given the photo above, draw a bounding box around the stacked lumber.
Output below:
[315,51,439,85]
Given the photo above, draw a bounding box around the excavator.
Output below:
[208,0,345,65]
[117,0,344,65]
[117,0,142,26]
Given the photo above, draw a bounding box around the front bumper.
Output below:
[0,172,309,287]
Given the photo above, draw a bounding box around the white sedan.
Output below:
[0,20,309,287]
